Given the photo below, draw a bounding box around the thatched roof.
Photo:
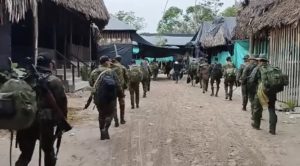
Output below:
[195,17,236,48]
[237,0,300,34]
[0,0,109,27]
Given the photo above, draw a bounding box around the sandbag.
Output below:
[0,79,37,130]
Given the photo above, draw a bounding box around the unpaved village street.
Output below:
[1,75,300,166]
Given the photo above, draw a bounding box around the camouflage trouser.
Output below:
[97,101,117,139]
[142,78,150,97]
[210,77,221,96]
[224,79,235,100]
[241,84,248,109]
[16,121,56,166]
[202,78,209,93]
[252,94,277,132]
[129,82,140,108]
[248,92,256,117]
[114,89,126,124]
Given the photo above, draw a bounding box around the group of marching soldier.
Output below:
[186,53,288,136]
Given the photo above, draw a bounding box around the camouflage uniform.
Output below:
[111,61,129,126]
[223,62,236,100]
[89,64,123,140]
[210,63,223,97]
[251,62,278,134]
[16,67,67,166]
[241,62,257,116]
[150,62,159,80]
[140,61,151,98]
[128,64,142,109]
[237,62,249,110]
[199,62,210,93]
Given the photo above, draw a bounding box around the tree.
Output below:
[113,11,146,31]
[157,4,215,34]
[220,6,238,17]
[200,0,224,16]
[157,7,184,34]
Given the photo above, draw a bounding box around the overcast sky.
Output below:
[103,0,236,33]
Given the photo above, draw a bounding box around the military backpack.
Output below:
[129,66,142,83]
[0,79,37,130]
[260,66,289,93]
[94,70,117,106]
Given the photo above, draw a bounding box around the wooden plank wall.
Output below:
[269,25,300,106]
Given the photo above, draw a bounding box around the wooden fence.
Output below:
[269,25,300,106]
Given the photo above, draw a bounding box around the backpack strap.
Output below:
[93,69,111,88]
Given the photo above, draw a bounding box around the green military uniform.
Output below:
[197,58,206,88]
[241,55,258,116]
[128,64,142,109]
[237,55,250,110]
[251,55,278,135]
[111,61,129,126]
[223,60,236,100]
[140,60,151,98]
[89,62,123,140]
[16,56,68,166]
[199,62,210,93]
[150,62,159,80]
[210,62,223,97]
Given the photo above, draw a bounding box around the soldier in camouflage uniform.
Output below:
[237,55,250,111]
[111,55,129,127]
[128,60,143,109]
[210,58,223,97]
[89,56,123,140]
[16,54,68,166]
[150,60,159,80]
[250,54,278,135]
[223,57,236,100]
[140,59,151,98]
[241,54,258,116]
[198,59,210,93]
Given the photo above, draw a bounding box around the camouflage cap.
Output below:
[99,56,110,64]
[256,53,269,61]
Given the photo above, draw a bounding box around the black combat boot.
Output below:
[215,87,219,97]
[120,110,126,124]
[210,87,214,96]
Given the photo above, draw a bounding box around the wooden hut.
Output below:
[0,0,109,91]
[237,0,300,105]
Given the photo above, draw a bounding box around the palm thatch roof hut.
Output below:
[237,0,300,105]
[0,0,110,91]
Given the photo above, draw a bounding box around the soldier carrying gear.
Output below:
[241,54,258,117]
[89,56,123,140]
[250,54,288,135]
[15,53,69,166]
[198,59,210,93]
[128,60,143,109]
[140,59,151,98]
[111,55,129,127]
[223,57,236,100]
[237,55,250,111]
[210,57,223,97]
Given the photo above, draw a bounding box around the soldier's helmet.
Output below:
[37,52,53,68]
[226,56,232,62]
[99,56,110,64]
[256,53,268,62]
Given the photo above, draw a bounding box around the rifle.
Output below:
[31,65,72,132]
[84,95,93,110]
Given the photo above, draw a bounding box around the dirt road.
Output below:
[1,75,300,166]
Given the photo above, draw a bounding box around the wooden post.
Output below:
[249,34,254,55]
[32,0,38,66]
[63,33,67,81]
[89,24,92,64]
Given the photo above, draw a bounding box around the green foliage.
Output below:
[221,6,238,17]
[157,0,224,34]
[113,11,146,31]
[285,100,297,110]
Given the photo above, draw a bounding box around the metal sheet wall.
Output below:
[269,25,300,106]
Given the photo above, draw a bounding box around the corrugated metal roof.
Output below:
[140,34,194,46]
[104,17,136,31]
